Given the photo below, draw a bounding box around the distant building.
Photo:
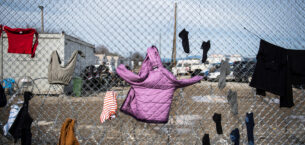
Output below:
[95,54,125,73]
[95,54,106,64]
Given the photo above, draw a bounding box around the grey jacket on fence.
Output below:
[48,50,85,85]
[218,59,230,89]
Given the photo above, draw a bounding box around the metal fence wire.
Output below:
[0,0,305,144]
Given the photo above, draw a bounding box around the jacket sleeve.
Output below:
[174,75,203,88]
[116,64,149,85]
[161,68,203,88]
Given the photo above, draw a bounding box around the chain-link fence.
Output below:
[0,0,305,144]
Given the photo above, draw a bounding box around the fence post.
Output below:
[171,2,177,68]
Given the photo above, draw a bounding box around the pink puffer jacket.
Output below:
[117,46,203,123]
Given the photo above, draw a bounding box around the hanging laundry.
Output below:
[3,26,38,58]
[201,40,210,63]
[202,134,210,145]
[0,84,7,107]
[218,59,230,90]
[212,113,223,134]
[245,112,255,145]
[3,105,21,135]
[116,46,203,123]
[9,92,33,145]
[230,128,240,145]
[100,91,117,123]
[250,39,305,107]
[178,29,190,53]
[58,118,79,145]
[48,50,85,85]
[255,89,266,96]
[227,89,238,115]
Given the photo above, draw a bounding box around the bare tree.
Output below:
[95,45,109,54]
[130,52,144,61]
[113,52,124,58]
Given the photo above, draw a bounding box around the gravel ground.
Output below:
[1,80,304,145]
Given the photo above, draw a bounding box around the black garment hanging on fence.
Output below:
[0,84,7,107]
[178,29,190,53]
[201,40,210,63]
[9,92,33,145]
[250,39,305,108]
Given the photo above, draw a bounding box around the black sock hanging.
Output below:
[230,128,240,145]
[212,113,223,134]
[0,84,6,107]
[201,40,210,63]
[202,134,210,145]
[178,28,190,53]
[245,112,255,145]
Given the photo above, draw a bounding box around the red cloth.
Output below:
[4,26,39,58]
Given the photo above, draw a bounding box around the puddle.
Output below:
[192,95,227,103]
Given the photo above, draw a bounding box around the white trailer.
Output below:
[0,33,96,94]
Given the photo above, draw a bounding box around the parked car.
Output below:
[232,61,256,82]
[173,59,211,76]
[190,62,210,77]
[207,70,234,82]
[172,62,191,75]
[190,69,208,78]
[227,71,235,81]
[207,70,220,81]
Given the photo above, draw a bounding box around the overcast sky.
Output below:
[1,0,304,58]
